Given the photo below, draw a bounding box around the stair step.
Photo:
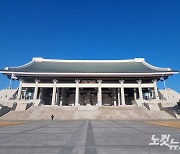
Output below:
[0,106,175,120]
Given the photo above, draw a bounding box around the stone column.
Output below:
[148,88,151,99]
[24,88,27,100]
[119,80,125,105]
[152,79,159,100]
[60,88,64,106]
[39,88,44,105]
[17,79,23,99]
[117,88,121,106]
[33,79,40,102]
[75,79,80,106]
[113,88,117,106]
[151,89,155,99]
[137,79,143,100]
[97,79,102,106]
[51,79,58,105]
[56,88,60,105]
[39,88,43,99]
[133,88,137,100]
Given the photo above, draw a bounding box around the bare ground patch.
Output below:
[0,121,27,127]
[144,121,180,129]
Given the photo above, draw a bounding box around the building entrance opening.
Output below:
[42,88,53,105]
[80,88,97,106]
[124,88,134,105]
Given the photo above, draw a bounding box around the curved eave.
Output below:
[5,59,35,70]
[142,60,171,71]
[4,58,172,73]
[1,71,178,78]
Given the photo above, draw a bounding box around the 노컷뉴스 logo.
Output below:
[149,134,180,150]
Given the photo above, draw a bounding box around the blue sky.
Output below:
[0,0,179,92]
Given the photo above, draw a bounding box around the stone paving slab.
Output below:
[0,120,179,154]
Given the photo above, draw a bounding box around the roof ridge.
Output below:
[32,57,142,63]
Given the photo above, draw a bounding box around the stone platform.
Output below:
[0,105,176,120]
[0,120,179,154]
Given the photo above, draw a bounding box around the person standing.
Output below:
[51,114,54,120]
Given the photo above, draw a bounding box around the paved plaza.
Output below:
[0,120,180,154]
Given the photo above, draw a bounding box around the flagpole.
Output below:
[8,72,18,90]
[160,75,168,101]
[163,79,168,101]
[8,74,12,89]
[163,80,167,90]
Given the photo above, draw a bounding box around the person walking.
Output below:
[51,114,54,120]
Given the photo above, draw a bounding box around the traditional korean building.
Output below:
[0,57,178,107]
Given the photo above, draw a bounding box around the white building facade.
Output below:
[1,58,178,106]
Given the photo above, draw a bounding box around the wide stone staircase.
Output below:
[0,105,176,120]
[97,106,175,120]
[159,89,180,103]
[0,89,17,100]
[0,106,41,120]
[27,106,77,120]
